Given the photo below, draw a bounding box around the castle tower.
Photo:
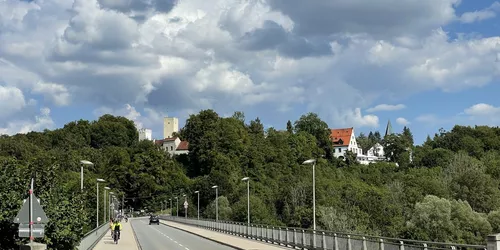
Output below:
[138,128,152,141]
[385,120,393,137]
[163,117,179,139]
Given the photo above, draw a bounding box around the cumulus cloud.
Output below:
[459,2,500,24]
[93,104,168,132]
[1,0,500,134]
[0,107,55,135]
[366,104,406,112]
[461,103,500,125]
[396,117,411,126]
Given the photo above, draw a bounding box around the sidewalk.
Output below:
[160,220,287,250]
[93,221,138,250]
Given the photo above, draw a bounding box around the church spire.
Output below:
[385,119,393,137]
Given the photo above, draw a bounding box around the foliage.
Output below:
[1,112,500,248]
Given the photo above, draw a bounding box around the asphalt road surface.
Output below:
[131,219,237,250]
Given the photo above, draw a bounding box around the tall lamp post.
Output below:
[104,187,110,222]
[80,160,93,191]
[212,185,218,221]
[169,198,172,215]
[241,177,250,225]
[109,192,114,220]
[96,178,105,228]
[194,191,200,220]
[302,159,317,231]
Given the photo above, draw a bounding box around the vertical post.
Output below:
[216,187,218,222]
[96,183,99,228]
[487,234,500,250]
[197,192,200,220]
[80,166,83,191]
[122,195,124,217]
[312,162,316,231]
[247,180,250,225]
[103,190,106,223]
[29,178,34,243]
[184,195,187,218]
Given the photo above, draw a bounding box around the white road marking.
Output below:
[140,220,190,250]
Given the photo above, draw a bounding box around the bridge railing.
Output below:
[160,215,487,250]
[76,223,109,250]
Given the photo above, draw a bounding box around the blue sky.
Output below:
[1,0,500,145]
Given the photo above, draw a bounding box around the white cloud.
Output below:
[93,104,168,132]
[0,107,55,135]
[0,85,27,118]
[396,117,410,126]
[1,0,500,134]
[459,2,500,23]
[366,104,406,112]
[464,103,500,116]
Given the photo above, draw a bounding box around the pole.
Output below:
[122,195,124,217]
[197,192,200,220]
[96,183,99,228]
[215,188,218,222]
[247,180,250,225]
[170,199,172,215]
[29,178,34,243]
[313,162,316,231]
[185,196,187,219]
[176,198,179,217]
[80,165,83,191]
[103,190,106,223]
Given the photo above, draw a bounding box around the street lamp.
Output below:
[80,160,93,191]
[109,192,114,220]
[194,191,200,220]
[96,178,105,228]
[175,196,179,217]
[302,159,317,231]
[169,198,172,215]
[212,185,218,221]
[104,187,110,222]
[241,177,250,226]
[183,194,187,218]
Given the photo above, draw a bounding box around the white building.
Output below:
[357,143,385,165]
[138,128,152,141]
[331,127,362,158]
[163,117,179,139]
[155,137,189,155]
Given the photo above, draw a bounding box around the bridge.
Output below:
[66,215,500,250]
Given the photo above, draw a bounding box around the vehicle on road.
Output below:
[149,215,160,225]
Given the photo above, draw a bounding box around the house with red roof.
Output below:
[330,127,362,158]
[155,137,189,155]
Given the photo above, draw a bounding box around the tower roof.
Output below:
[385,120,393,137]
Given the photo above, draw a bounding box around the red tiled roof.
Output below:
[154,139,163,146]
[177,141,189,150]
[330,128,353,147]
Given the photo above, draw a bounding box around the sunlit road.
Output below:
[131,218,237,250]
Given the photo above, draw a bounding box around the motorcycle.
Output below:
[113,230,120,244]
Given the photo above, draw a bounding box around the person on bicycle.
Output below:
[112,219,123,241]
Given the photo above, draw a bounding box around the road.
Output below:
[131,218,237,250]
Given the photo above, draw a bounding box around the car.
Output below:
[149,215,159,225]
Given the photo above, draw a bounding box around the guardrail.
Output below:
[77,223,109,250]
[160,216,487,250]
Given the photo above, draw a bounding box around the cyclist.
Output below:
[112,219,123,244]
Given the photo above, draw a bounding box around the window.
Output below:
[170,146,173,151]
[338,148,341,153]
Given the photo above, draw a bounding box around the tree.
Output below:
[286,120,294,133]
[294,113,333,159]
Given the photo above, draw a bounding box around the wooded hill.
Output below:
[1,110,500,249]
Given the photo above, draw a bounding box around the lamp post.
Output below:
[194,191,200,220]
[302,159,317,231]
[169,198,172,215]
[182,194,187,219]
[241,177,250,225]
[212,185,218,221]
[96,179,105,228]
[109,192,114,220]
[175,196,178,217]
[80,160,93,191]
[104,187,110,222]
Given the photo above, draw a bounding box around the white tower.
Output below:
[163,117,179,139]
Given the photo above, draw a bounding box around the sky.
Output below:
[1,0,500,145]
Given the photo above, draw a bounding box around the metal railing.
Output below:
[160,216,487,250]
[76,223,109,250]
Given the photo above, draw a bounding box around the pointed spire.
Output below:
[385,119,393,137]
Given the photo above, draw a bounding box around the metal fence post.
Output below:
[347,235,352,250]
[399,241,405,250]
[334,233,339,250]
[293,229,297,246]
[379,239,385,250]
[322,232,327,250]
[423,243,427,250]
[362,236,367,250]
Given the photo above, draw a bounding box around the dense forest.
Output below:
[1,110,500,249]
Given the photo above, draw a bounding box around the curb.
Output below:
[130,219,143,250]
[159,220,246,250]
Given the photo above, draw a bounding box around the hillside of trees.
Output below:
[1,111,500,249]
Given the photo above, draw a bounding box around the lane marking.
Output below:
[140,220,190,250]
